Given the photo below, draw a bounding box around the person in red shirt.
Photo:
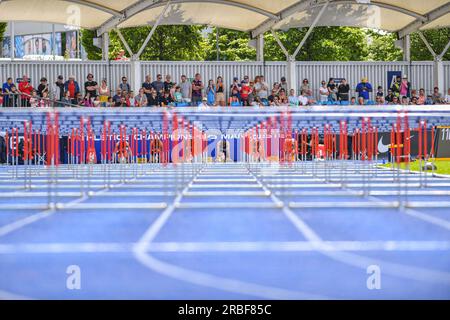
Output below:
[18,75,34,107]
[240,76,251,106]
[64,76,80,99]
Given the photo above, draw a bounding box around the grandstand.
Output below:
[1,0,450,301]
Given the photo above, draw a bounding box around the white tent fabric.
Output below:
[0,0,449,36]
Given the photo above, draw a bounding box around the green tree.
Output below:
[205,27,370,61]
[0,22,7,57]
[80,29,102,60]
[81,25,205,61]
[366,30,403,61]
[265,27,369,61]
[410,28,450,61]
[204,28,256,61]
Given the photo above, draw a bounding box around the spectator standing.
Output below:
[64,76,80,99]
[191,73,204,106]
[255,76,269,105]
[337,79,350,102]
[179,75,192,104]
[142,75,153,101]
[300,79,310,96]
[327,78,338,102]
[53,75,65,102]
[84,73,98,98]
[152,74,164,95]
[400,75,411,98]
[230,77,241,101]
[164,75,176,96]
[391,76,401,98]
[355,77,373,102]
[206,80,216,106]
[319,81,329,103]
[98,79,110,107]
[240,76,251,106]
[19,75,34,107]
[2,78,15,107]
[37,77,49,98]
[215,76,225,107]
[119,76,131,94]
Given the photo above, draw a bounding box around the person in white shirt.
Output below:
[319,81,329,103]
[198,97,209,109]
[298,93,309,106]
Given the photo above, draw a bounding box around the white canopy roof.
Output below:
[0,0,449,38]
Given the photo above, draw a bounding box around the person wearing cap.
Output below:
[64,76,80,99]
[18,75,34,107]
[37,77,49,98]
[52,75,65,102]
[198,96,209,108]
[399,75,411,98]
[355,77,372,102]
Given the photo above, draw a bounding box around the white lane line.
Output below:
[0,166,160,238]
[133,166,328,300]
[0,290,32,300]
[2,241,450,254]
[247,165,450,286]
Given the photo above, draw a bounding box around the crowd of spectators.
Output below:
[2,72,450,108]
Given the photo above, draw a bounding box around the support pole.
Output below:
[115,28,134,58]
[52,24,56,59]
[130,59,142,96]
[216,27,220,61]
[256,34,264,62]
[434,58,444,94]
[402,34,411,61]
[102,32,110,61]
[135,0,171,59]
[292,0,329,59]
[287,57,297,93]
